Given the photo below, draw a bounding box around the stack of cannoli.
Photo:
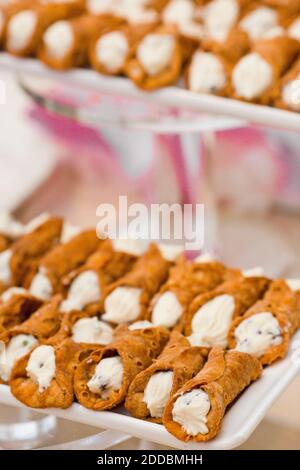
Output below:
[2,0,300,109]
[1,212,300,443]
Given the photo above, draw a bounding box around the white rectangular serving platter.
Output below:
[0,329,300,450]
[1,53,300,132]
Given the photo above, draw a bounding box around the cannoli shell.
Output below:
[89,21,157,76]
[147,257,241,330]
[39,14,124,70]
[124,26,183,90]
[10,217,63,287]
[0,0,40,48]
[274,56,300,110]
[263,0,300,15]
[163,348,262,442]
[0,293,42,334]
[103,243,171,321]
[10,338,81,408]
[74,325,169,410]
[228,279,300,365]
[125,331,205,423]
[185,49,234,97]
[63,239,138,313]
[5,0,85,56]
[203,27,250,63]
[24,229,100,291]
[184,276,270,336]
[0,235,9,253]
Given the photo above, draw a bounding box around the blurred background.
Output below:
[0,63,300,449]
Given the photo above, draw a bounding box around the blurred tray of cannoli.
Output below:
[0,212,300,449]
[2,1,300,130]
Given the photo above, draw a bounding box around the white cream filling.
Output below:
[189,51,226,94]
[288,17,300,41]
[60,222,81,244]
[242,266,264,277]
[129,320,154,330]
[162,0,203,40]
[172,389,211,436]
[118,5,159,24]
[87,0,119,15]
[282,74,300,111]
[24,213,50,234]
[137,34,175,76]
[0,334,38,382]
[112,238,144,256]
[143,371,174,418]
[240,7,278,42]
[203,0,239,43]
[102,287,142,324]
[189,294,235,348]
[87,356,123,398]
[235,312,282,357]
[72,317,113,345]
[26,345,56,392]
[7,10,37,51]
[232,52,273,100]
[29,268,53,301]
[60,270,101,313]
[43,21,73,59]
[96,31,129,73]
[285,278,300,292]
[0,212,24,238]
[262,25,285,40]
[151,291,183,328]
[0,249,12,285]
[157,244,184,262]
[1,287,28,303]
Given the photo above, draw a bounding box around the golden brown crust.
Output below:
[184,276,270,336]
[10,339,81,408]
[124,25,183,90]
[25,229,100,292]
[103,244,171,321]
[5,1,85,57]
[74,325,169,410]
[163,348,262,441]
[10,217,63,288]
[228,279,300,365]
[0,294,43,334]
[0,235,10,253]
[0,0,40,47]
[125,331,205,423]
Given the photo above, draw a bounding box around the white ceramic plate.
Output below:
[0,54,300,132]
[0,330,299,450]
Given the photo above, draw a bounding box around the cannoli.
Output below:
[74,323,169,410]
[0,0,39,48]
[232,36,300,104]
[0,215,63,291]
[184,275,270,350]
[124,25,183,90]
[38,14,124,71]
[125,331,205,423]
[163,347,262,442]
[10,339,81,408]
[263,1,300,15]
[186,49,233,96]
[0,212,24,252]
[228,279,300,365]
[87,0,162,25]
[0,288,42,334]
[26,229,100,301]
[147,255,240,330]
[101,243,175,325]
[275,56,300,111]
[59,238,143,314]
[89,22,157,76]
[5,0,85,56]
